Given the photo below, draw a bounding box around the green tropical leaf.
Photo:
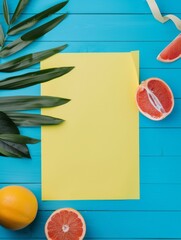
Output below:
[0,44,67,72]
[0,111,31,158]
[10,0,30,24]
[0,14,67,58]
[3,0,10,25]
[0,143,20,158]
[0,134,40,144]
[0,138,32,158]
[0,38,32,58]
[0,67,74,89]
[0,0,72,159]
[0,141,28,158]
[8,1,68,35]
[0,25,4,47]
[0,111,19,134]
[22,13,67,41]
[0,96,70,111]
[7,112,64,126]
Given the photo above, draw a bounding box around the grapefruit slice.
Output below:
[157,34,181,62]
[136,78,174,120]
[45,208,86,240]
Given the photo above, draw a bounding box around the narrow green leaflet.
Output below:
[6,112,64,126]
[0,134,40,144]
[0,111,31,158]
[0,67,74,89]
[0,14,67,58]
[8,1,68,35]
[0,44,67,72]
[0,111,19,134]
[3,0,10,25]
[0,141,27,158]
[0,38,32,58]
[0,138,31,158]
[22,14,67,41]
[0,0,72,159]
[0,144,20,158]
[10,0,30,24]
[0,25,4,47]
[0,96,70,111]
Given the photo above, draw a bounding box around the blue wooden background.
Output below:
[1,0,181,239]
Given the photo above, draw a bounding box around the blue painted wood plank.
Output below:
[0,239,160,240]
[1,69,180,106]
[1,152,181,184]
[0,68,180,98]
[2,0,181,14]
[30,183,181,211]
[0,127,41,182]
[1,210,181,238]
[0,41,176,69]
[141,128,181,156]
[1,154,181,184]
[1,14,179,42]
[1,65,180,132]
[1,239,162,240]
[0,239,159,240]
[0,154,40,183]
[47,42,181,69]
[1,183,181,211]
[140,100,180,128]
[141,157,181,183]
[2,41,181,70]
[1,127,181,183]
[141,69,181,97]
[1,239,174,240]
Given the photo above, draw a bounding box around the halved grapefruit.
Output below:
[136,78,174,120]
[45,208,86,240]
[157,34,181,62]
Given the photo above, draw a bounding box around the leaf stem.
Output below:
[1,24,10,50]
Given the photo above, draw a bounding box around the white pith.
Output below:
[62,224,69,233]
[142,85,166,114]
[136,78,174,121]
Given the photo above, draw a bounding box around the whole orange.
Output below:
[0,185,38,230]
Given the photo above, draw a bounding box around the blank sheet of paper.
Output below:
[41,52,139,200]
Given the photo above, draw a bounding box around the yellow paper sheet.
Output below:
[41,52,140,200]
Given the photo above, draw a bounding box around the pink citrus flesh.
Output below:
[157,34,181,62]
[136,78,174,120]
[45,208,86,240]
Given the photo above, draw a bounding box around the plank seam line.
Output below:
[2,12,181,15]
[4,40,176,43]
[39,209,181,212]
